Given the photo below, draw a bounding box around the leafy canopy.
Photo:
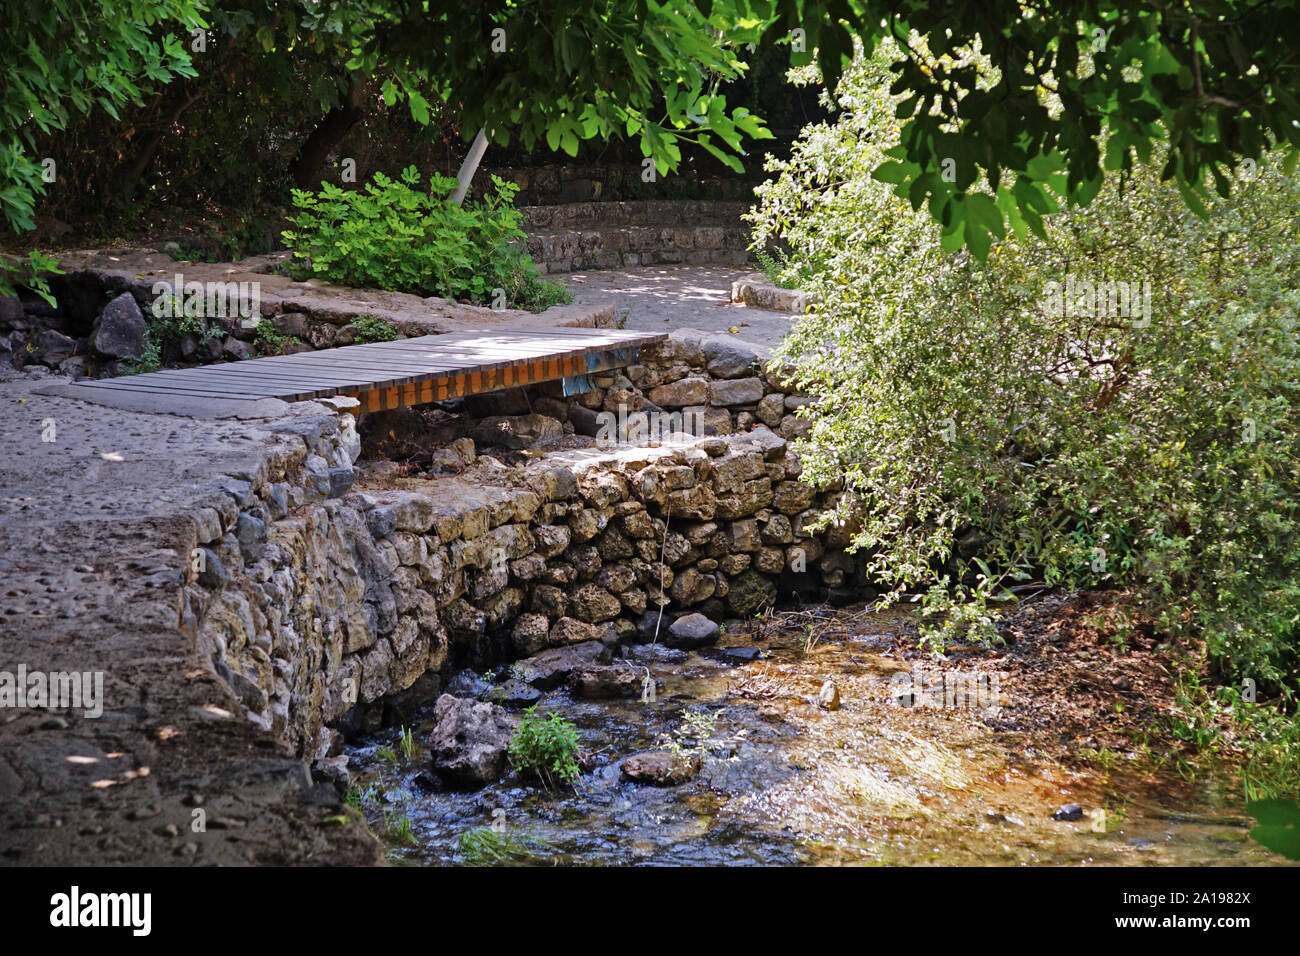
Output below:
[5,0,1299,280]
[769,0,1300,258]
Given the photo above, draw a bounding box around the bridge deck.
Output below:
[73,328,665,413]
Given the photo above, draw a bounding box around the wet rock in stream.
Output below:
[624,643,689,665]
[621,751,702,786]
[817,680,841,710]
[568,662,651,699]
[429,694,516,788]
[480,679,544,709]
[1052,803,1085,821]
[666,611,721,648]
[511,640,611,689]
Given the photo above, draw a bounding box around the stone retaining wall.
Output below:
[522,200,752,274]
[482,163,760,206]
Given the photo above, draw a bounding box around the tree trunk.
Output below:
[450,127,488,205]
[119,86,201,198]
[290,77,366,190]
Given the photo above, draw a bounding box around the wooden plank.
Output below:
[137,360,440,389]
[137,364,425,389]
[76,378,272,400]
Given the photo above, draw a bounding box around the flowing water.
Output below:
[347,609,1286,866]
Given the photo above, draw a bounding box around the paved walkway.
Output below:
[559,265,795,352]
[0,373,381,865]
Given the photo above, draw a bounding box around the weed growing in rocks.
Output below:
[350,315,398,343]
[398,725,415,761]
[508,706,581,792]
[383,808,417,846]
[252,317,297,355]
[659,709,720,759]
[456,825,552,866]
[345,781,378,810]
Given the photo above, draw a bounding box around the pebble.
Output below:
[818,680,841,711]
[1052,802,1084,821]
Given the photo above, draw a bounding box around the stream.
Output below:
[346,608,1284,866]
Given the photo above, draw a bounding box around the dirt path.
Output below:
[559,265,796,352]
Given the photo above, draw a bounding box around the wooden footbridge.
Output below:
[69,327,664,414]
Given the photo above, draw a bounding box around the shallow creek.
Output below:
[347,609,1282,866]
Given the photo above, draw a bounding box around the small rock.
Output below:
[666,612,721,648]
[470,413,563,450]
[312,754,351,788]
[481,679,543,709]
[92,292,147,359]
[1052,803,1084,821]
[702,646,763,664]
[568,663,644,699]
[704,339,759,379]
[429,694,515,788]
[33,328,77,365]
[222,337,253,361]
[620,751,702,786]
[817,680,841,711]
[624,643,688,664]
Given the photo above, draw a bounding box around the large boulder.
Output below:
[429,694,516,788]
[92,292,147,360]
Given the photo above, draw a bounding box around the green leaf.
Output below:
[1248,800,1300,860]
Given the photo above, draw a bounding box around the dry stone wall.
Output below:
[522,201,752,274]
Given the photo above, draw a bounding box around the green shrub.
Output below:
[252,318,295,356]
[349,315,398,343]
[750,45,1300,697]
[282,166,559,310]
[508,706,581,791]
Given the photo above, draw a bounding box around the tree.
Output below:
[1,0,204,295]
[341,0,777,195]
[770,0,1300,257]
